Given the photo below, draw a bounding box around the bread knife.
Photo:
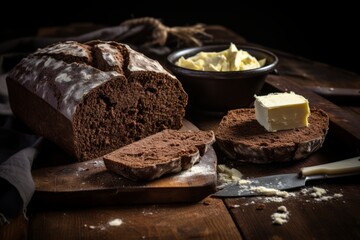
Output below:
[212,156,360,197]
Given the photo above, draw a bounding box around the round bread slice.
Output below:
[215,108,329,163]
[103,129,215,181]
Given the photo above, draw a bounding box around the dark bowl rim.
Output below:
[166,44,279,77]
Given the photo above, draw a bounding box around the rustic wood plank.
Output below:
[4,24,360,240]
[212,110,360,240]
[0,214,28,240]
[215,122,360,240]
[255,43,360,88]
[224,178,360,240]
[183,28,360,240]
[175,27,360,240]
[31,147,217,206]
[31,119,217,206]
[29,197,242,240]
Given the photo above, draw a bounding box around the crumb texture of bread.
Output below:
[103,129,215,181]
[6,41,188,161]
[215,108,329,163]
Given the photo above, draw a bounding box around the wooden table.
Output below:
[1,26,359,240]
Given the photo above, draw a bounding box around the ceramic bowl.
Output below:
[166,45,278,114]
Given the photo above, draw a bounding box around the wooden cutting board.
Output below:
[31,119,217,207]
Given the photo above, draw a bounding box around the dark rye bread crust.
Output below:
[103,129,215,181]
[7,41,188,161]
[215,108,329,163]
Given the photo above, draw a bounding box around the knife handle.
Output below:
[301,156,360,176]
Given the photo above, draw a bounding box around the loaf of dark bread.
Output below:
[6,41,188,161]
[215,108,329,163]
[103,129,215,181]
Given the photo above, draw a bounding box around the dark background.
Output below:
[0,3,358,74]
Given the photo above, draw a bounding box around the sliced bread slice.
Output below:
[215,108,329,163]
[103,129,215,181]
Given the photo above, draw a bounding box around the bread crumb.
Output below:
[309,187,327,198]
[217,164,243,189]
[239,179,251,185]
[229,204,241,209]
[271,206,289,225]
[108,218,123,226]
[334,193,343,198]
[271,213,288,225]
[302,187,343,202]
[142,210,154,216]
[243,201,256,206]
[93,160,105,167]
[315,196,331,201]
[277,206,287,212]
[77,167,89,172]
[250,186,289,197]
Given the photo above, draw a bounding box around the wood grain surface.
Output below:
[0,214,28,240]
[225,182,359,240]
[31,119,218,206]
[185,30,360,239]
[28,197,242,240]
[1,25,360,240]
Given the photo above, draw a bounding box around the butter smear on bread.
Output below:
[175,43,263,71]
[254,92,310,132]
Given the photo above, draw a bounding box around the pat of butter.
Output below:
[175,43,262,71]
[254,92,310,132]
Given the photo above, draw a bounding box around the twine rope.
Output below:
[121,17,212,47]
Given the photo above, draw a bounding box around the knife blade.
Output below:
[212,156,360,198]
[309,86,360,102]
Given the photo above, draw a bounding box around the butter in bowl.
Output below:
[166,43,278,114]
